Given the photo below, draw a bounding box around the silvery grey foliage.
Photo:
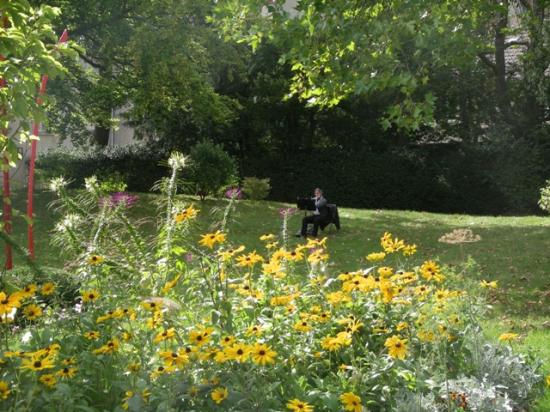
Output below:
[470,342,543,408]
[442,376,514,412]
[394,390,440,412]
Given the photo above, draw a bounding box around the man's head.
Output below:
[314,188,323,198]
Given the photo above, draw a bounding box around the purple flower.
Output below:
[99,192,138,208]
[225,187,242,200]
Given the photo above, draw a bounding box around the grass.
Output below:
[7,189,550,407]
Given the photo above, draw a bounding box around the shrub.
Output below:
[36,144,170,192]
[188,140,237,200]
[242,177,270,200]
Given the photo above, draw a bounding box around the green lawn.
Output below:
[8,190,550,407]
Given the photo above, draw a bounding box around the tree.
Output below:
[1,0,75,268]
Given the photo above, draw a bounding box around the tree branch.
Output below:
[477,53,497,73]
[504,40,530,48]
[78,51,105,70]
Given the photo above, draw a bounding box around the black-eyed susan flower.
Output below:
[174,205,199,223]
[384,335,408,360]
[251,343,277,365]
[141,300,162,312]
[236,251,264,267]
[0,381,10,399]
[245,324,263,337]
[0,292,22,316]
[189,327,214,347]
[81,290,100,303]
[93,339,120,355]
[293,320,312,333]
[225,343,250,362]
[40,282,56,296]
[20,284,38,299]
[39,373,57,388]
[220,335,236,346]
[480,279,498,289]
[153,328,176,344]
[56,367,77,379]
[150,364,175,380]
[199,231,226,249]
[366,252,386,262]
[21,355,55,371]
[420,260,445,282]
[159,350,189,368]
[84,331,100,340]
[259,233,275,241]
[88,255,104,265]
[23,304,43,320]
[340,392,362,412]
[211,387,228,404]
[286,399,314,411]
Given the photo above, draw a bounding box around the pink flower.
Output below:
[279,207,298,218]
[99,192,138,208]
[225,187,242,200]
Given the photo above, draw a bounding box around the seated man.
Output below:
[298,188,328,237]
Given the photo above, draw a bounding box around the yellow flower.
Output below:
[40,282,56,296]
[211,387,228,404]
[403,244,417,256]
[21,355,55,371]
[293,320,312,333]
[220,335,236,346]
[0,292,22,316]
[380,232,405,253]
[23,304,43,320]
[377,266,393,277]
[326,291,351,306]
[159,350,189,368]
[366,252,386,262]
[480,280,498,289]
[498,332,519,342]
[285,249,304,262]
[56,367,77,379]
[199,231,226,249]
[162,275,181,293]
[84,331,100,340]
[259,233,275,241]
[384,335,408,360]
[287,399,314,412]
[93,339,120,355]
[20,284,38,299]
[88,255,104,265]
[251,343,277,365]
[546,375,550,387]
[39,373,57,388]
[189,327,214,347]
[217,245,245,261]
[150,364,175,379]
[81,290,100,303]
[420,260,445,282]
[340,392,362,412]
[236,251,264,267]
[174,205,199,223]
[141,300,162,312]
[225,343,250,362]
[308,249,328,264]
[0,380,10,399]
[153,328,176,344]
[246,324,263,337]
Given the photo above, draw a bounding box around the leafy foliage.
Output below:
[188,140,238,200]
[0,0,76,165]
[242,177,270,200]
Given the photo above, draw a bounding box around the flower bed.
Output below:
[0,155,545,411]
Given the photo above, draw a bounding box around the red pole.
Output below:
[27,29,68,259]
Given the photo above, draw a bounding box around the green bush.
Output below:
[242,176,271,200]
[36,145,170,192]
[188,140,237,200]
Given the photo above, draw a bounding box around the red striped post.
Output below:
[27,29,68,259]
